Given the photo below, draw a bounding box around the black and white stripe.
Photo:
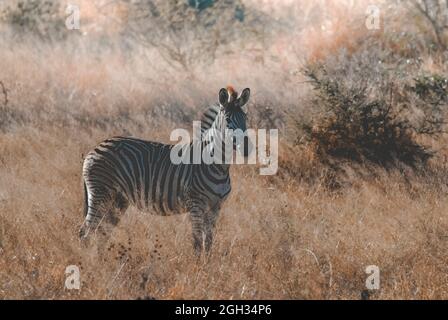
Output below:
[79,87,251,254]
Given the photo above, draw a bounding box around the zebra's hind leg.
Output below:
[95,194,129,262]
[105,193,129,227]
[79,186,109,242]
[79,186,128,245]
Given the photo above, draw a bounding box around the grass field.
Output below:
[1,0,448,299]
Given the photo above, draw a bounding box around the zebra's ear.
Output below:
[238,88,250,107]
[219,88,229,106]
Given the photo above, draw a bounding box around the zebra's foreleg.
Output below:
[189,206,205,255]
[204,206,220,253]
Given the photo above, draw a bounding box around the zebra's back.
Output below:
[83,136,192,215]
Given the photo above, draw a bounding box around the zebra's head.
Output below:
[218,86,252,157]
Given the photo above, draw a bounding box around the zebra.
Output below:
[79,86,252,254]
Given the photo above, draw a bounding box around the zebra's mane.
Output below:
[199,104,221,137]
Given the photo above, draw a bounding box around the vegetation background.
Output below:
[0,0,448,299]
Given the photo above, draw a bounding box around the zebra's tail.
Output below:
[79,179,91,242]
[83,180,88,217]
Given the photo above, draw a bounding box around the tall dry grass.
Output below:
[1,0,448,299]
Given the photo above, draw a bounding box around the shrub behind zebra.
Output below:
[79,86,252,255]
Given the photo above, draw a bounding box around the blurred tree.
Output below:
[187,0,215,11]
[235,5,244,22]
[122,0,268,75]
[411,0,448,50]
[187,0,244,21]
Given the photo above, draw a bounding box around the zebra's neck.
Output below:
[200,104,220,137]
[199,110,231,173]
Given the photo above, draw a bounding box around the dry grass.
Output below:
[1,0,448,300]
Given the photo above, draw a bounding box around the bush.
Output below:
[0,0,67,41]
[296,53,447,169]
[412,74,448,106]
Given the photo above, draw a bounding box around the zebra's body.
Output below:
[83,137,192,216]
[79,87,251,254]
